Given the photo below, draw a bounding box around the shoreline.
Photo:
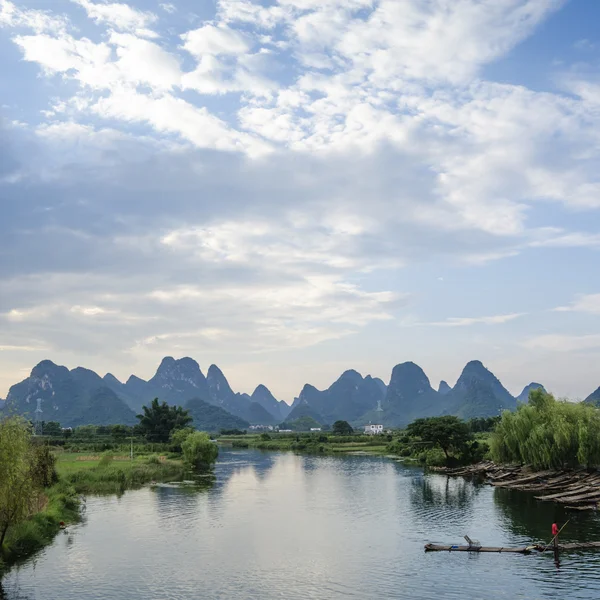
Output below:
[434,461,600,511]
[0,454,185,576]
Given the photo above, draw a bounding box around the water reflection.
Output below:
[5,451,600,600]
[494,487,600,544]
[412,474,480,509]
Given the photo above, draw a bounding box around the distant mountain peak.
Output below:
[155,356,201,378]
[31,359,68,378]
[103,373,122,385]
[585,386,600,405]
[150,357,205,393]
[438,380,452,395]
[338,369,363,382]
[517,382,546,404]
[448,360,515,419]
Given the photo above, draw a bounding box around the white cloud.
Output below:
[72,0,158,36]
[159,3,176,14]
[181,24,250,56]
[554,294,600,314]
[522,334,600,352]
[424,313,526,327]
[0,0,69,34]
[91,88,271,155]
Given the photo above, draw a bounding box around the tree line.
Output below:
[490,389,600,469]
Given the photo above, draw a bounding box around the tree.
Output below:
[490,390,600,469]
[332,420,354,435]
[406,416,472,460]
[170,427,196,452]
[0,417,36,550]
[111,424,131,440]
[136,398,192,443]
[181,431,219,471]
[42,421,62,437]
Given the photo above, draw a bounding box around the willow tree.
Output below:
[490,389,600,469]
[0,417,35,550]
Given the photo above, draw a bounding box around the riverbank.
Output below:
[0,452,185,574]
[218,433,389,455]
[436,461,600,511]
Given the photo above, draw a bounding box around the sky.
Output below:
[1,0,600,403]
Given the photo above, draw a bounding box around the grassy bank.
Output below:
[0,480,79,571]
[218,433,390,455]
[56,452,186,495]
[0,451,185,574]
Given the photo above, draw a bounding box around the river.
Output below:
[3,449,600,599]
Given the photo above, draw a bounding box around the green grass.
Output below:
[218,434,390,455]
[55,451,186,495]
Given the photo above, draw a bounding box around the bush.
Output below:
[98,453,114,468]
[181,432,219,471]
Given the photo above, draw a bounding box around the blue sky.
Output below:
[1,0,600,402]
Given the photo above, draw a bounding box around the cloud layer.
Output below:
[1,0,600,400]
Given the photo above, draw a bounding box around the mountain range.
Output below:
[2,356,598,429]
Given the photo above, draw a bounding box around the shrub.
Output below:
[182,432,219,471]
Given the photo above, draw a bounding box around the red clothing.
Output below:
[552,523,559,536]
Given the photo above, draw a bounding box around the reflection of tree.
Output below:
[494,487,600,543]
[412,474,480,509]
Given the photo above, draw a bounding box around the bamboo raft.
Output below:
[425,541,600,554]
[425,543,534,554]
[432,461,600,509]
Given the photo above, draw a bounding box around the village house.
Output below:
[364,424,384,435]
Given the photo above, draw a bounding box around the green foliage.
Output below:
[231,440,249,448]
[467,416,501,433]
[28,445,58,488]
[0,418,60,558]
[181,432,219,471]
[332,420,354,435]
[170,427,196,452]
[406,416,472,460]
[98,452,114,468]
[220,428,246,435]
[259,432,272,441]
[0,417,37,552]
[41,421,63,437]
[136,398,192,443]
[490,389,600,469]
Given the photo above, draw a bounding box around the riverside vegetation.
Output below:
[490,388,600,469]
[0,400,218,574]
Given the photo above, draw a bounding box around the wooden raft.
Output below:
[425,541,600,553]
[424,543,533,554]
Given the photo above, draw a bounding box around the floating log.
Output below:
[554,490,600,505]
[492,470,555,487]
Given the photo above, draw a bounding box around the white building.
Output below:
[310,427,322,432]
[364,424,384,435]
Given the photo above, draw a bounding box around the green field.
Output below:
[218,433,390,455]
[54,450,186,494]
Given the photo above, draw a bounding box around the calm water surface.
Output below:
[3,449,600,599]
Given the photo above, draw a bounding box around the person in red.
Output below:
[552,522,560,552]
[552,523,559,537]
